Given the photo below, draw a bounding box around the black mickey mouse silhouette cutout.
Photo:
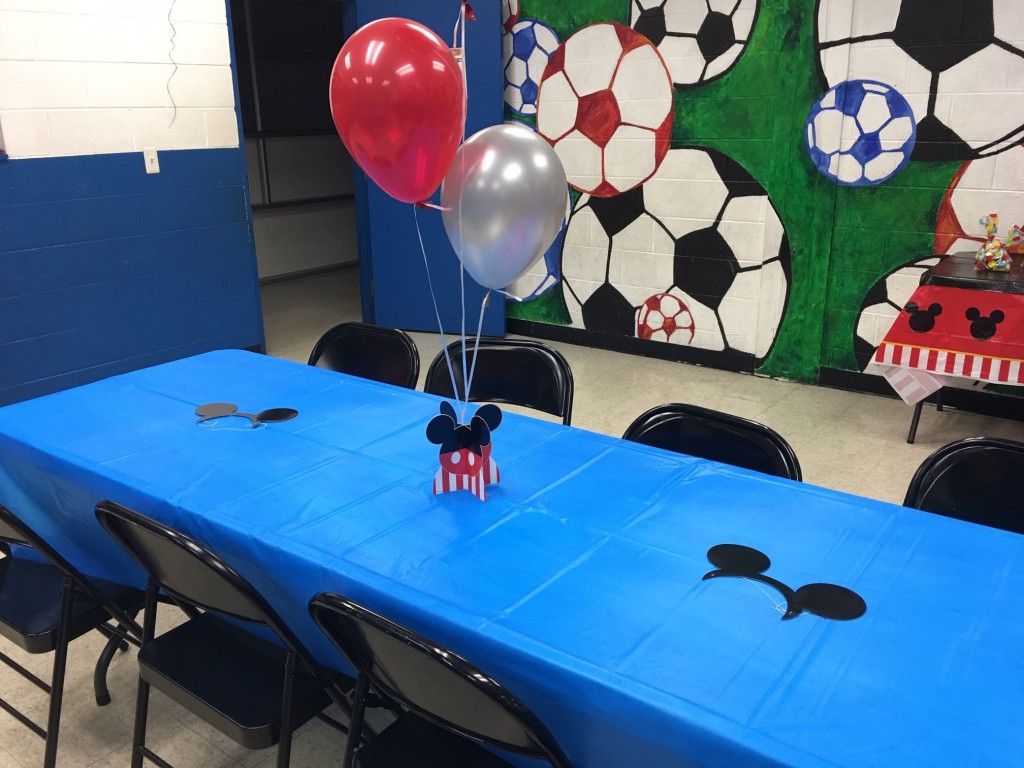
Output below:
[904,301,942,333]
[965,307,1005,340]
[195,402,298,427]
[702,544,866,621]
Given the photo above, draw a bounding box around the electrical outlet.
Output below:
[143,147,160,174]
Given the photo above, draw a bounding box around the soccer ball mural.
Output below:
[805,80,916,186]
[504,19,560,116]
[508,186,573,300]
[536,22,673,197]
[561,147,791,363]
[816,0,1024,160]
[934,143,1024,255]
[853,256,942,370]
[630,0,759,87]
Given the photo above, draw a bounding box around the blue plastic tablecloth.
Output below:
[0,350,1021,767]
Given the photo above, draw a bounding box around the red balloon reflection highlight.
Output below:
[329,18,466,204]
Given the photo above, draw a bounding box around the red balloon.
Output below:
[329,18,466,204]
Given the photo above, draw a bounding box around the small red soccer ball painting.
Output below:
[536,22,673,198]
[637,292,696,344]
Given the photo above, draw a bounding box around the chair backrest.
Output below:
[95,501,313,658]
[622,403,802,481]
[309,593,572,768]
[308,322,420,389]
[423,339,574,425]
[903,437,1024,533]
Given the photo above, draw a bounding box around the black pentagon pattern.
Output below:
[892,0,993,74]
[634,6,668,48]
[708,149,761,199]
[853,334,877,372]
[696,12,736,62]
[673,228,739,311]
[589,186,646,238]
[912,114,973,161]
[582,282,637,335]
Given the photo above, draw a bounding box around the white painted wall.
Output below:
[0,0,238,158]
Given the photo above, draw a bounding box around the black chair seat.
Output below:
[138,613,332,749]
[356,711,515,768]
[0,555,143,654]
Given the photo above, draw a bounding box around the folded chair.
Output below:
[424,339,574,425]
[95,501,352,768]
[0,503,144,768]
[622,403,802,481]
[903,437,1024,533]
[308,322,421,389]
[310,592,573,768]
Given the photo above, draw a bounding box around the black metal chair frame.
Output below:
[309,592,573,768]
[423,338,574,425]
[308,321,421,390]
[903,436,1024,534]
[94,501,351,768]
[906,388,944,444]
[0,504,144,768]
[622,402,802,481]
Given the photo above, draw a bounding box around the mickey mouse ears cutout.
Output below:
[195,403,298,428]
[703,544,866,621]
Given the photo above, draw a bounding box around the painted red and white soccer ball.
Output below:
[536,22,673,198]
[934,143,1024,256]
[637,292,696,344]
[502,0,519,34]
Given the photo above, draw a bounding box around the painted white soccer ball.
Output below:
[536,22,673,197]
[816,0,1024,159]
[631,0,759,87]
[561,147,790,362]
[854,256,941,370]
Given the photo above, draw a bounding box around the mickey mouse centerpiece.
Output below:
[427,402,502,501]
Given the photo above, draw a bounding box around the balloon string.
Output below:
[413,204,462,407]
[454,0,470,418]
[462,290,490,424]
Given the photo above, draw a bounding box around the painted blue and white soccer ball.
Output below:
[504,19,560,117]
[805,79,916,187]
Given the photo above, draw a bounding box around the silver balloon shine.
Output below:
[441,124,568,291]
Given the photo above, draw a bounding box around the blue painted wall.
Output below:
[0,148,263,406]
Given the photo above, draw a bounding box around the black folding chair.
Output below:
[622,403,802,481]
[308,322,420,389]
[903,437,1024,534]
[423,339,574,425]
[94,501,351,768]
[309,593,573,768]
[0,504,144,768]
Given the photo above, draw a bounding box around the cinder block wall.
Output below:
[0,0,262,406]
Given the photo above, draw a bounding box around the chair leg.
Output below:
[342,676,370,768]
[43,577,76,768]
[276,651,298,768]
[131,580,159,768]
[907,400,924,444]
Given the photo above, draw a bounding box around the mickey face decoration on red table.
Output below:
[427,402,502,501]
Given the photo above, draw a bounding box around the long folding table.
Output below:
[0,350,1020,767]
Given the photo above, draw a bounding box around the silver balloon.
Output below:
[441,123,568,291]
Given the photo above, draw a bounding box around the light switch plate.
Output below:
[143,147,160,174]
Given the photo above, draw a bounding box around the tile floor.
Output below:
[2,267,1021,767]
